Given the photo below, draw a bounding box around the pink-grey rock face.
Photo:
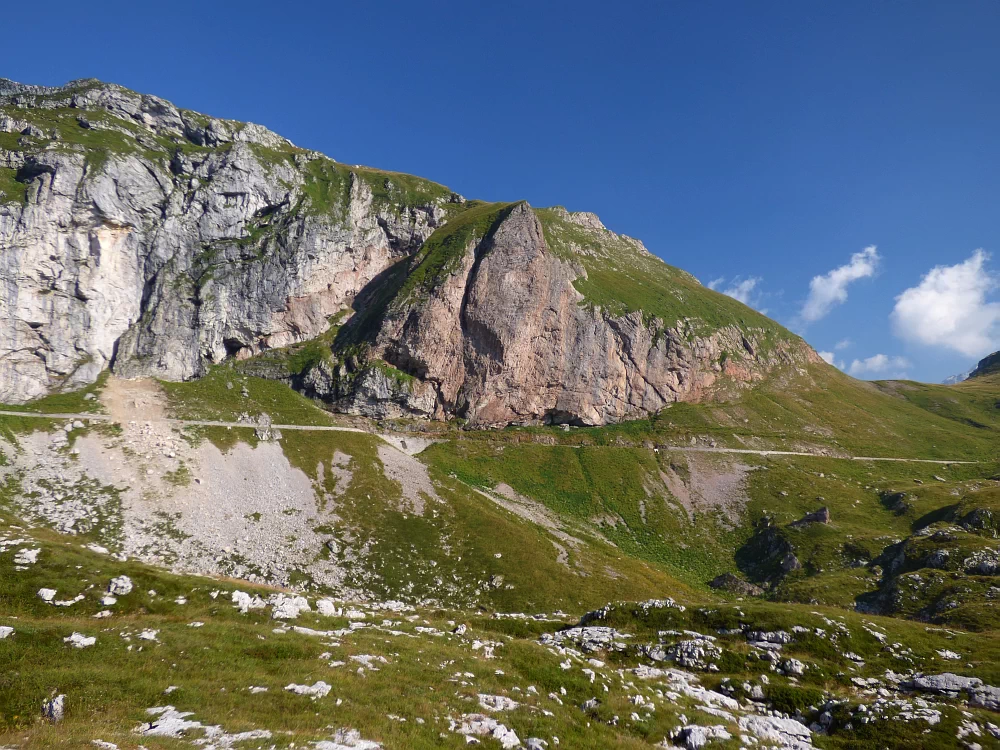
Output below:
[350,203,815,427]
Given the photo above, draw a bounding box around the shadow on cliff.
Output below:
[334,260,411,350]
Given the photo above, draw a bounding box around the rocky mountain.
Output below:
[942,369,972,385]
[941,352,1000,385]
[969,351,1000,379]
[0,78,816,425]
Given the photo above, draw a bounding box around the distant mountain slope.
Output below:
[943,369,972,385]
[970,351,1000,379]
[0,78,814,426]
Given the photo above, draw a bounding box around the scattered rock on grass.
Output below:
[107,576,133,596]
[708,572,763,596]
[478,694,519,711]
[64,632,96,648]
[42,694,65,723]
[314,728,382,749]
[285,681,331,699]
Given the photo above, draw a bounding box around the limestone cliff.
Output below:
[0,78,450,402]
[0,78,817,424]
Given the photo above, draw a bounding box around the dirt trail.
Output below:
[0,377,982,465]
[101,376,167,423]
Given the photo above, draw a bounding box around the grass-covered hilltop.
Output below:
[2,78,1000,749]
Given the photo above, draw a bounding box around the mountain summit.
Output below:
[0,78,816,424]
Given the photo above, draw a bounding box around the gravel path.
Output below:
[0,409,974,464]
[0,410,367,434]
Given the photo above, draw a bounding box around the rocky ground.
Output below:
[4,515,1000,749]
[0,371,998,748]
[0,377,368,594]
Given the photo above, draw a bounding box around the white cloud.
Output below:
[801,246,880,322]
[834,338,852,350]
[817,351,844,369]
[890,249,1000,357]
[708,275,767,313]
[721,277,760,305]
[848,353,910,379]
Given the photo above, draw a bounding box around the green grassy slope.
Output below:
[455,362,1000,462]
[1,375,692,613]
[534,207,792,342]
[874,369,1000,436]
[5,512,1000,748]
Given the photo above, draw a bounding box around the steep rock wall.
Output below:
[340,203,815,426]
[0,79,446,402]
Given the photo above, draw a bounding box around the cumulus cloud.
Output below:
[848,354,910,379]
[708,276,767,312]
[817,351,843,369]
[834,339,852,350]
[800,246,880,322]
[890,249,1000,357]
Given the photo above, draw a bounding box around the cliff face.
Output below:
[0,79,448,402]
[969,351,1000,379]
[0,78,816,424]
[332,202,815,426]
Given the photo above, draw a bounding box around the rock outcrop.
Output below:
[331,202,816,426]
[1,78,816,425]
[0,78,447,403]
[968,351,1000,379]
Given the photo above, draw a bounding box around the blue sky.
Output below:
[7,1,1000,382]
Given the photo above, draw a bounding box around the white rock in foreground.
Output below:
[232,590,266,614]
[38,588,57,602]
[270,594,311,620]
[478,694,520,712]
[14,548,40,565]
[42,694,65,723]
[0,626,14,639]
[738,715,813,749]
[64,632,96,649]
[285,681,331,699]
[316,598,339,617]
[452,714,520,749]
[314,728,382,749]
[137,705,272,744]
[107,576,133,596]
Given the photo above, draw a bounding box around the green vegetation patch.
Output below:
[160,367,333,425]
[0,166,25,204]
[353,165,453,211]
[534,206,794,343]
[394,201,516,305]
[0,371,108,415]
[0,106,170,174]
